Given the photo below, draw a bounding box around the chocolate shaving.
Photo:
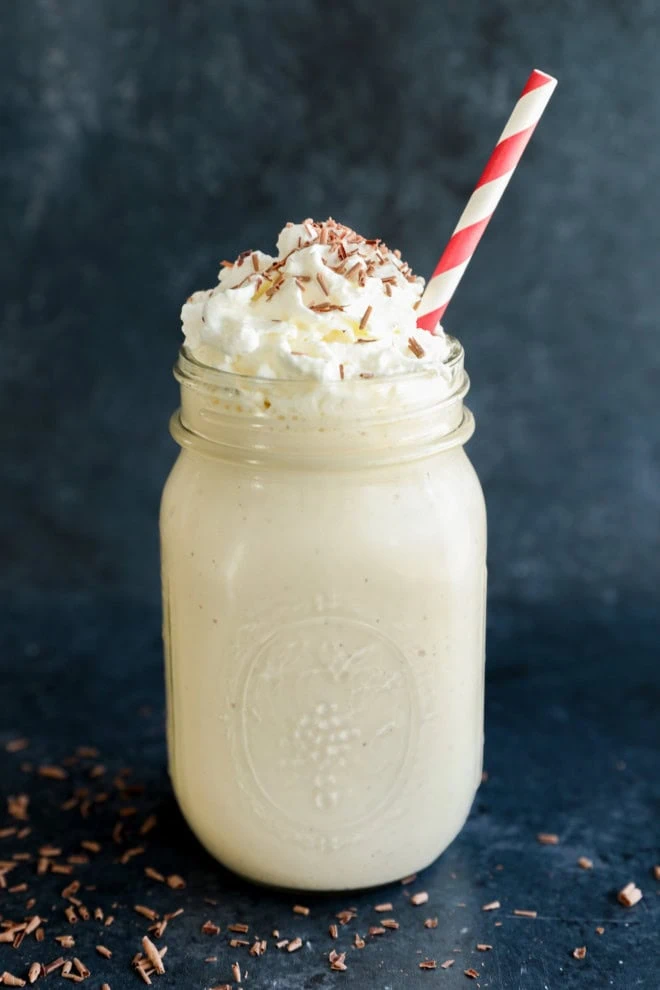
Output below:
[408,336,425,358]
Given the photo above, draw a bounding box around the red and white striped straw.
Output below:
[416,68,557,333]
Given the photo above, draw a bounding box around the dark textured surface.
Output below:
[2,0,660,604]
[1,594,658,989]
[2,4,660,988]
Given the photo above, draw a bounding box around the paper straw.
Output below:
[416,69,557,333]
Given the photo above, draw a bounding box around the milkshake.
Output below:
[160,218,486,890]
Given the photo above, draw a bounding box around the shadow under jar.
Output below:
[160,338,486,891]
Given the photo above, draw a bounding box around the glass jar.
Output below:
[160,339,486,891]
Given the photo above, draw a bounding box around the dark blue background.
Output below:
[1,3,659,988]
[3,0,659,605]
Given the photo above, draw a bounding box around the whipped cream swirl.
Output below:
[181,218,450,381]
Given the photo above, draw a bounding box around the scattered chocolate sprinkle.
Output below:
[513,909,537,918]
[120,845,145,865]
[139,815,158,836]
[77,746,99,758]
[401,873,418,885]
[9,883,27,893]
[358,305,373,330]
[292,905,310,916]
[328,924,338,939]
[368,926,386,937]
[96,945,112,959]
[228,923,249,934]
[440,959,455,969]
[419,960,436,970]
[353,933,365,949]
[316,272,329,296]
[477,943,493,951]
[464,968,480,979]
[1,973,26,987]
[482,900,501,912]
[229,939,248,948]
[596,926,605,935]
[51,863,73,875]
[408,336,425,358]
[72,958,90,979]
[410,891,429,907]
[220,260,234,268]
[7,795,29,821]
[381,919,399,930]
[149,920,167,939]
[424,917,438,929]
[329,950,347,972]
[338,363,345,380]
[617,881,642,907]
[0,827,16,838]
[374,902,393,912]
[166,874,185,889]
[134,905,159,922]
[43,957,65,976]
[577,856,593,870]
[6,739,29,753]
[55,935,76,948]
[27,964,40,985]
[231,961,242,983]
[287,938,303,953]
[201,921,220,936]
[37,765,67,781]
[142,936,165,974]
[104,915,114,927]
[359,372,374,379]
[133,962,150,986]
[275,940,289,950]
[163,909,183,922]
[62,879,81,898]
[572,945,587,960]
[653,864,660,881]
[537,832,559,845]
[145,867,165,883]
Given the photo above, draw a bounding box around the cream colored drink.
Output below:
[160,219,486,890]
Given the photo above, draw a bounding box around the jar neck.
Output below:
[171,341,474,467]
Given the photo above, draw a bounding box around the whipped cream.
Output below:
[181,219,451,381]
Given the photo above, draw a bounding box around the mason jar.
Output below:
[160,338,486,891]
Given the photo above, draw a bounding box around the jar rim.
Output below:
[175,335,465,394]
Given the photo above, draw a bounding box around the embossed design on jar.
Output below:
[239,616,418,835]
